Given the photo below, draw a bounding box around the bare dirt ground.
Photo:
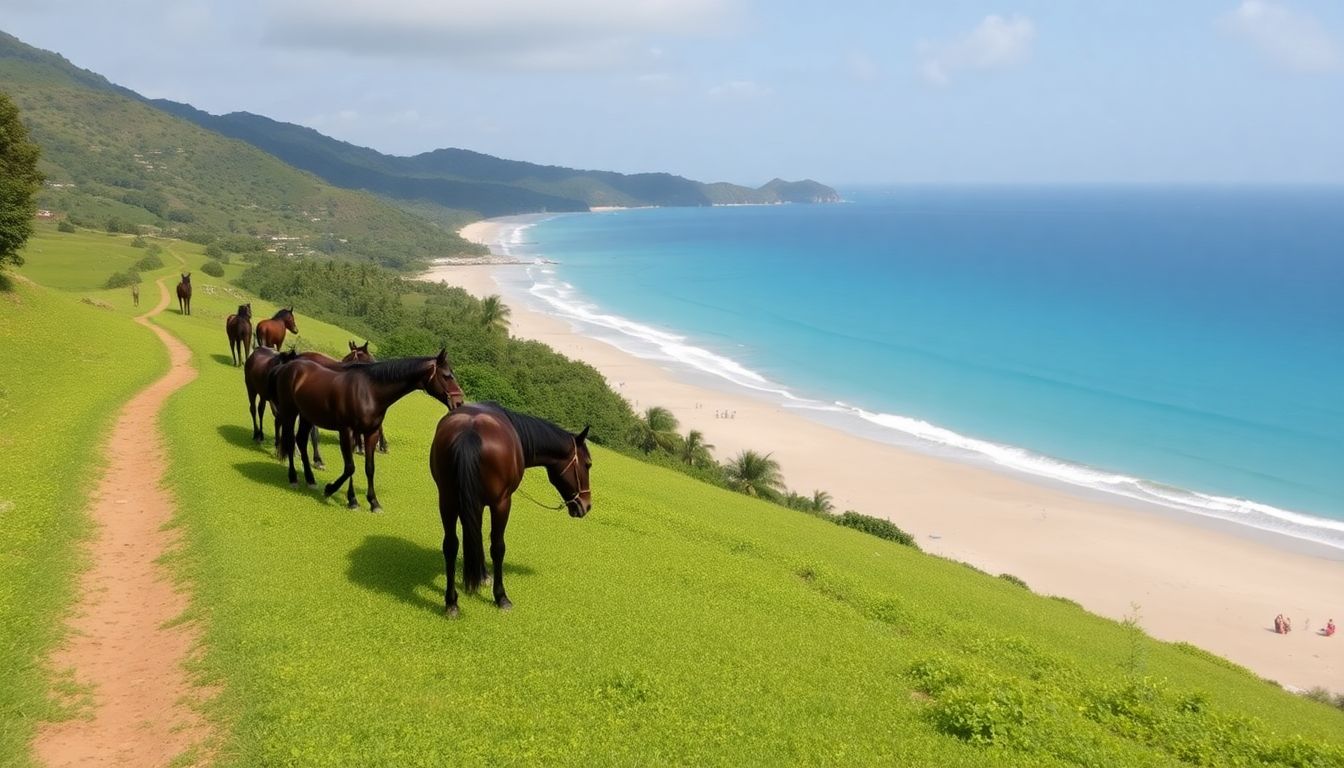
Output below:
[34,277,211,767]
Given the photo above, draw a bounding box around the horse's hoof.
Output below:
[288,481,298,488]
[445,605,460,619]
[496,598,513,611]
[314,462,326,470]
[347,500,359,510]
[306,482,318,489]
[369,505,383,514]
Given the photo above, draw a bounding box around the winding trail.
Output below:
[35,278,210,767]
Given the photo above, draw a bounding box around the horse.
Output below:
[273,349,465,512]
[256,307,298,350]
[345,341,391,456]
[131,283,140,307]
[429,402,591,615]
[243,343,377,466]
[176,273,192,315]
[225,303,253,366]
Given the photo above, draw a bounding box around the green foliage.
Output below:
[203,242,223,261]
[0,90,43,269]
[56,218,76,232]
[1304,687,1344,712]
[835,510,919,549]
[130,235,148,248]
[200,259,224,277]
[629,405,680,454]
[723,449,784,500]
[999,573,1031,590]
[479,293,511,334]
[103,267,140,288]
[133,251,163,271]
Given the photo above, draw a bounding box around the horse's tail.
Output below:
[264,350,299,404]
[453,428,485,594]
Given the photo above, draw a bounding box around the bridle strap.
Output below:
[517,438,588,511]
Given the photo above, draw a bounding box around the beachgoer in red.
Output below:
[1275,614,1285,634]
[1326,619,1337,637]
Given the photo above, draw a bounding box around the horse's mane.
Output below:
[270,308,293,320]
[346,356,432,383]
[484,402,571,459]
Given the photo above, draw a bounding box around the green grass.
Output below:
[9,230,1344,766]
[0,234,167,765]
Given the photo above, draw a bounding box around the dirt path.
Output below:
[35,278,210,767]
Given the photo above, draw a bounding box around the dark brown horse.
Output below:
[273,349,465,512]
[346,341,390,456]
[243,344,376,466]
[256,307,298,350]
[429,402,591,615]
[176,273,192,315]
[225,303,253,366]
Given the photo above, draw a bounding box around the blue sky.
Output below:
[2,1,1342,185]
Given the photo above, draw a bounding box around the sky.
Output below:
[2,0,1343,185]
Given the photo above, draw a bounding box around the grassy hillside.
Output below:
[150,101,842,217]
[0,30,485,270]
[7,229,1344,766]
[0,234,170,764]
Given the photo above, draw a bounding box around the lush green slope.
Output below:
[0,30,485,270]
[0,232,169,765]
[150,101,842,217]
[10,229,1344,766]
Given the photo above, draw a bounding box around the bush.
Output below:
[133,252,164,271]
[998,573,1030,590]
[131,235,148,248]
[104,269,140,288]
[835,511,919,549]
[201,260,225,277]
[57,220,76,233]
[204,242,224,260]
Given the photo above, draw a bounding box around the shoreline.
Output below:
[431,215,1344,691]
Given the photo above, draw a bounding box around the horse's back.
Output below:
[431,406,524,490]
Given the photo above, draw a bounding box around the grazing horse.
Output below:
[225,303,253,366]
[176,273,192,315]
[256,307,298,350]
[131,283,140,307]
[429,403,592,615]
[273,349,465,512]
[243,344,376,466]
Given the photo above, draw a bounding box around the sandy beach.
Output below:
[440,218,1344,691]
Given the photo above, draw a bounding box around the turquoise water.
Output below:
[486,187,1344,547]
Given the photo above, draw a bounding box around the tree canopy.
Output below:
[0,91,42,269]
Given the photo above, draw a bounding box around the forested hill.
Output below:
[151,100,843,217]
[0,30,484,270]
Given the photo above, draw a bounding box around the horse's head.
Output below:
[238,303,252,319]
[181,272,191,284]
[282,308,299,334]
[547,425,592,518]
[342,340,374,363]
[425,348,466,410]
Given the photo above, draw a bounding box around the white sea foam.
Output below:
[500,235,1344,553]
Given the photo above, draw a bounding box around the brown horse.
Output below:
[243,344,376,466]
[176,273,192,315]
[346,341,390,456]
[273,349,465,512]
[225,303,253,366]
[256,307,298,350]
[429,402,591,615]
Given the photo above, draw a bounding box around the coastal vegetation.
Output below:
[5,225,1344,765]
[0,90,42,271]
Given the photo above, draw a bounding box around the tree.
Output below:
[629,405,680,454]
[811,490,834,515]
[679,429,715,467]
[0,92,43,270]
[480,294,511,335]
[723,450,784,501]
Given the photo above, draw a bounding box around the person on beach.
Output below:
[1325,619,1336,637]
[1274,614,1286,634]
[1284,616,1293,633]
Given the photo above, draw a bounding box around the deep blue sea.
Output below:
[484,187,1344,548]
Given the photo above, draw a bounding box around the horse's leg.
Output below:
[270,403,283,457]
[439,494,460,618]
[323,429,356,504]
[363,431,382,512]
[296,417,317,488]
[282,411,299,487]
[354,432,364,456]
[378,428,389,454]
[310,426,325,470]
[489,499,512,609]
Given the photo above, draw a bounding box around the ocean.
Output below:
[479,187,1344,549]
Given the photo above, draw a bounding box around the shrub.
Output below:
[201,260,225,277]
[835,511,919,549]
[204,242,224,260]
[131,235,148,248]
[57,220,76,233]
[133,252,164,271]
[1304,686,1344,712]
[998,573,1030,590]
[103,269,140,288]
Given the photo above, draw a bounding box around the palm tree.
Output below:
[723,450,784,501]
[679,429,715,467]
[629,406,680,454]
[810,490,834,515]
[479,294,511,335]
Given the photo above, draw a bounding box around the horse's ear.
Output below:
[577,425,590,443]
[436,347,448,364]
[348,340,356,351]
[360,341,369,352]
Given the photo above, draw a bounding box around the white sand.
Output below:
[424,218,1344,691]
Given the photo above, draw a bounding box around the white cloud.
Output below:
[1222,1,1340,72]
[706,79,772,100]
[917,14,1035,86]
[262,0,736,71]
